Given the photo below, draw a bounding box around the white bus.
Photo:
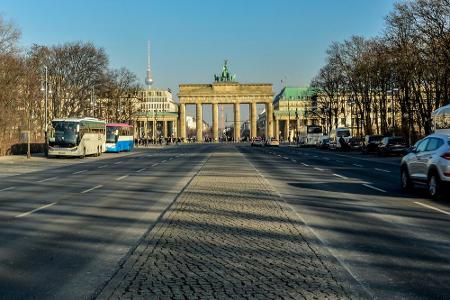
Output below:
[298,125,323,146]
[48,117,106,158]
[329,127,352,149]
[432,104,450,135]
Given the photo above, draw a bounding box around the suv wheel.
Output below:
[401,167,413,191]
[428,172,441,199]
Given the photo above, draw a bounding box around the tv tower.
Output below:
[145,40,153,88]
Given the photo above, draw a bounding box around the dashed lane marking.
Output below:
[161,160,167,163]
[152,163,159,167]
[363,184,386,193]
[15,202,56,218]
[333,173,349,179]
[136,168,146,173]
[113,161,123,165]
[375,168,391,173]
[36,177,57,183]
[414,201,450,216]
[98,164,109,169]
[353,163,363,167]
[301,163,310,167]
[72,170,87,175]
[0,186,15,192]
[81,184,103,194]
[283,157,289,160]
[116,175,129,181]
[314,167,325,172]
[291,159,297,163]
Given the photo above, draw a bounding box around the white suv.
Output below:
[400,133,450,198]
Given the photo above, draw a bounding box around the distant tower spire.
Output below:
[145,40,153,88]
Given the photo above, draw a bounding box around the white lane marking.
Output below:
[353,163,363,167]
[16,202,56,218]
[146,154,153,157]
[414,202,450,216]
[301,163,310,167]
[323,157,330,161]
[313,155,319,158]
[136,168,146,173]
[314,167,325,172]
[375,168,391,173]
[36,177,57,183]
[152,163,159,167]
[98,164,108,169]
[333,173,349,179]
[161,160,167,163]
[283,157,289,160]
[363,184,386,193]
[291,159,297,163]
[114,161,123,165]
[277,155,281,157]
[169,157,174,160]
[0,186,15,192]
[72,170,87,175]
[81,184,103,194]
[116,175,129,181]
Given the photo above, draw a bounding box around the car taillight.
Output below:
[441,152,450,160]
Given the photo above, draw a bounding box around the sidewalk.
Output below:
[98,146,353,299]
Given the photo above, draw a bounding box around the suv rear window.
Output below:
[389,137,405,144]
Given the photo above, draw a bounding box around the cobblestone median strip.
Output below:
[98,148,352,299]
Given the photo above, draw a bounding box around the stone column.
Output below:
[284,120,289,142]
[196,102,203,142]
[144,118,148,139]
[163,120,168,138]
[172,120,178,138]
[266,102,274,138]
[234,103,240,142]
[179,103,186,140]
[251,102,257,139]
[212,103,219,142]
[275,119,279,140]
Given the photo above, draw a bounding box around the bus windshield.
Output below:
[50,121,79,147]
[106,126,118,143]
[337,130,350,137]
[307,126,322,134]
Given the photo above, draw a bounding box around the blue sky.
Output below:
[1,0,396,122]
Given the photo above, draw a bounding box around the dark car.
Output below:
[316,138,330,149]
[362,135,384,154]
[349,137,364,150]
[378,136,408,156]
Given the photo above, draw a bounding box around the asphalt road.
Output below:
[241,145,450,299]
[1,143,450,299]
[0,145,211,299]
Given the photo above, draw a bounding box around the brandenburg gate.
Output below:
[178,61,274,142]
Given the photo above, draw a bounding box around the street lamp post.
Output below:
[287,96,291,144]
[347,98,355,136]
[295,108,299,146]
[40,66,52,157]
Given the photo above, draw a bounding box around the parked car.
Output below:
[265,137,280,147]
[349,137,364,150]
[316,136,330,150]
[361,135,384,154]
[378,136,408,156]
[251,137,264,147]
[401,133,450,199]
